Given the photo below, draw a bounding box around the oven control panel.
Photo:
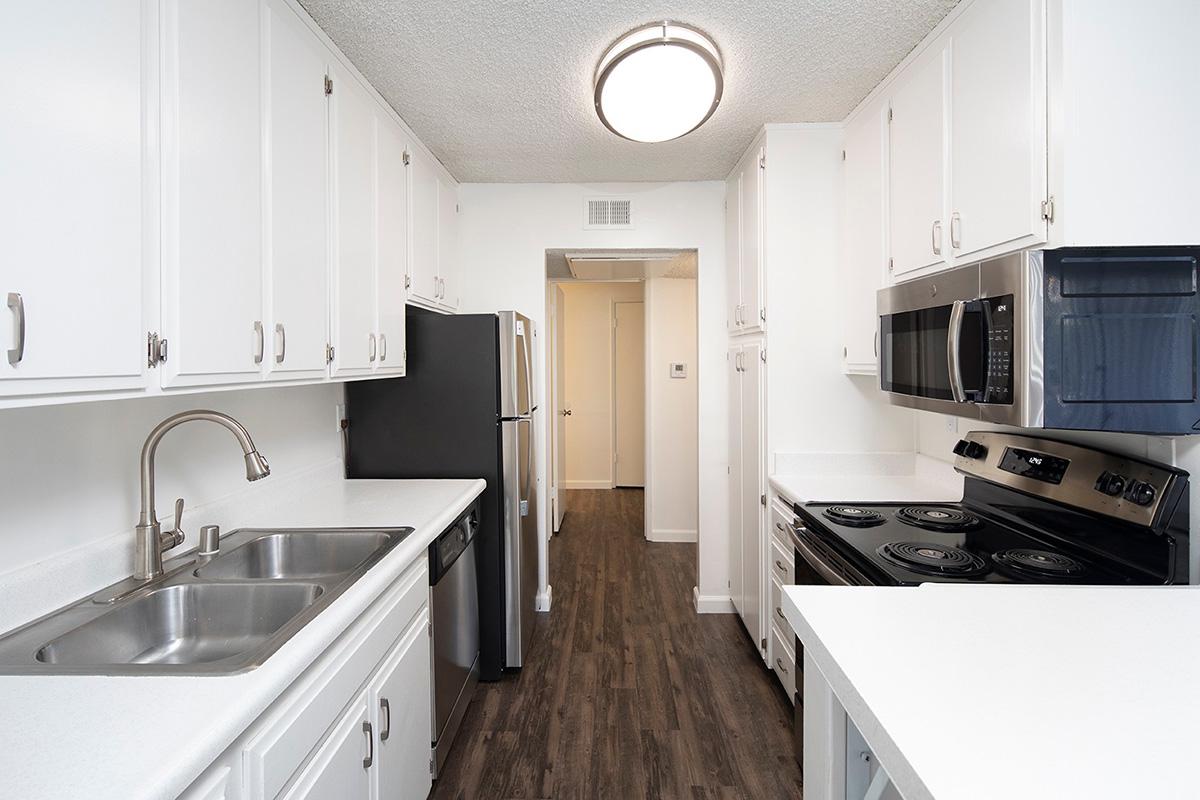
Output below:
[981,294,1014,404]
[954,431,1186,530]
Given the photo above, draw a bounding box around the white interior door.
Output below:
[0,0,145,394]
[613,301,645,487]
[264,0,329,381]
[552,284,568,532]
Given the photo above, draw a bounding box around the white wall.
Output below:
[559,281,644,488]
[456,181,727,608]
[646,277,699,542]
[0,383,342,627]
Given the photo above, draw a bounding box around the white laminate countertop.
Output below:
[783,583,1200,800]
[0,474,486,800]
[770,454,964,506]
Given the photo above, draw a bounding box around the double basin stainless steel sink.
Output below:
[0,528,412,675]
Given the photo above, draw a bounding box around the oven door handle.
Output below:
[788,527,853,586]
[947,299,968,403]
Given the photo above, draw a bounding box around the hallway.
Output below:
[432,489,803,799]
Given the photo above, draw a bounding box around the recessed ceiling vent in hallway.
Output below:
[585,197,633,229]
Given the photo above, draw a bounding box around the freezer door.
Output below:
[499,311,534,418]
[502,416,538,667]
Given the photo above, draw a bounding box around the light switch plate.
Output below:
[669,362,687,379]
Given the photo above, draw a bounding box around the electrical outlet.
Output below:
[945,415,958,434]
[335,403,346,432]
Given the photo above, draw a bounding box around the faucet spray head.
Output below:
[244,450,271,481]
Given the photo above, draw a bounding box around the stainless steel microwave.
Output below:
[877,247,1200,435]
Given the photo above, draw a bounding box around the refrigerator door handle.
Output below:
[519,327,533,417]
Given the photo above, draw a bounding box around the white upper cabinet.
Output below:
[841,101,888,374]
[375,114,409,376]
[725,172,742,333]
[437,173,460,311]
[265,0,330,381]
[888,43,949,278]
[160,0,265,387]
[408,148,441,307]
[329,65,378,379]
[0,0,146,398]
[724,140,764,335]
[949,0,1047,261]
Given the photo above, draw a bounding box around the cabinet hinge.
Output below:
[325,343,335,364]
[427,620,432,637]
[760,494,767,507]
[402,150,410,166]
[404,274,412,290]
[887,106,893,123]
[146,332,168,367]
[324,75,333,96]
[759,153,766,169]
[1041,195,1056,223]
[842,149,847,161]
[761,637,767,651]
[888,257,895,272]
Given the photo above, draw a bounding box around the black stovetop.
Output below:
[796,479,1183,586]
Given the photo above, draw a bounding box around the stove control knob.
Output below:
[1094,471,1126,497]
[1124,480,1157,507]
[952,439,987,460]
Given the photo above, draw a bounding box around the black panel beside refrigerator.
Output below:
[344,309,537,681]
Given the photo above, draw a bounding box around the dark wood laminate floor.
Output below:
[432,489,803,800]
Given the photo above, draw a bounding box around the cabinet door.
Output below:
[408,148,440,306]
[725,173,742,333]
[889,44,949,278]
[161,0,264,387]
[375,115,408,375]
[281,691,372,800]
[950,0,1046,261]
[265,0,329,381]
[371,610,432,800]
[739,341,764,653]
[0,0,145,396]
[841,104,888,373]
[437,173,460,311]
[329,67,377,378]
[728,346,743,616]
[740,149,764,332]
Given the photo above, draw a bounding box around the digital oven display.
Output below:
[999,447,1070,485]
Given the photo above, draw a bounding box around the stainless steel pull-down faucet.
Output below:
[134,410,271,580]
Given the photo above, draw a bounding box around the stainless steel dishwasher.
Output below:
[429,502,481,778]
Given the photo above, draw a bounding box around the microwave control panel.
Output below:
[982,294,1014,403]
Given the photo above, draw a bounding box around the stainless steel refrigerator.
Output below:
[344,310,539,676]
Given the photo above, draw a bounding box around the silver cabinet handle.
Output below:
[776,606,787,622]
[368,333,377,363]
[378,333,387,361]
[380,698,391,741]
[776,657,789,675]
[6,292,24,365]
[362,721,373,769]
[932,220,942,255]
[274,323,286,364]
[253,321,264,364]
[775,521,785,531]
[775,558,787,572]
[950,212,962,249]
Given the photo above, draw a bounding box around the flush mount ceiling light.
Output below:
[594,21,723,143]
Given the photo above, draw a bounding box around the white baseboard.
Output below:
[535,584,553,612]
[693,586,735,614]
[647,528,697,543]
[564,480,612,490]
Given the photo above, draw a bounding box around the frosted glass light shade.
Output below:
[594,22,723,143]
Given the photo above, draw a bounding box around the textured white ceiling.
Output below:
[299,0,958,182]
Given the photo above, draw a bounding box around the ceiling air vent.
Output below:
[584,197,633,230]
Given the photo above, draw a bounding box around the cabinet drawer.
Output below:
[243,558,428,800]
[770,620,797,702]
[770,499,794,553]
[769,575,794,639]
[769,539,793,586]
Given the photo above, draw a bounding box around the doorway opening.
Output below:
[545,249,699,543]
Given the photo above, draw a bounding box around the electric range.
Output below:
[791,432,1191,587]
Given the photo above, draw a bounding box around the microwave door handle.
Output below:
[947,300,968,403]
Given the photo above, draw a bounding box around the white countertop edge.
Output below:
[0,474,486,800]
[782,586,934,800]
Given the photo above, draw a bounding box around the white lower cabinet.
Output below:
[729,340,764,656]
[179,559,432,800]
